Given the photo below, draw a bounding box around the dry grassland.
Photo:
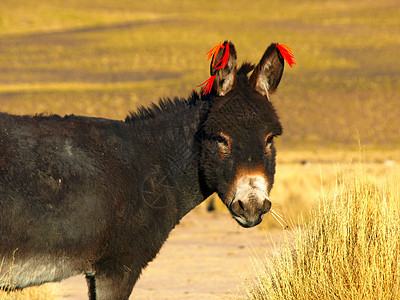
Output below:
[246,165,399,299]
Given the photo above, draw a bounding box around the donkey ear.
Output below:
[210,41,237,96]
[249,43,284,97]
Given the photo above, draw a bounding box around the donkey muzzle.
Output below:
[228,174,271,228]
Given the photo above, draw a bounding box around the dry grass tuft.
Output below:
[0,287,56,300]
[246,168,400,300]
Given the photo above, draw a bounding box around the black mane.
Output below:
[125,63,255,125]
[238,62,255,76]
[125,91,206,125]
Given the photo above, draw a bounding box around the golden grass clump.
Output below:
[0,287,56,300]
[247,170,400,300]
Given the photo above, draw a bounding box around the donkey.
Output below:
[0,41,289,299]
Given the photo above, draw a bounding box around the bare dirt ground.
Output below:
[51,207,287,300]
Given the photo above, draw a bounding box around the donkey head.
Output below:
[199,41,286,228]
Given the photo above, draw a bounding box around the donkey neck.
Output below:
[131,97,212,219]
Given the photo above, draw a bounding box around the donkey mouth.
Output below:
[232,215,263,228]
[228,201,265,228]
[234,216,262,228]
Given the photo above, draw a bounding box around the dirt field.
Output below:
[49,207,286,300]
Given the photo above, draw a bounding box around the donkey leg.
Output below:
[92,268,139,300]
[85,274,97,300]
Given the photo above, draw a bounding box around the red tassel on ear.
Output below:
[197,75,216,95]
[276,44,296,67]
[198,42,230,95]
[214,42,230,70]
[205,42,224,66]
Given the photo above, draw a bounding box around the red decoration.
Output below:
[206,43,224,66]
[214,42,230,70]
[198,42,295,95]
[198,42,230,95]
[276,44,296,68]
[197,75,216,95]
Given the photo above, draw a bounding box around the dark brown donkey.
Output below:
[0,41,289,299]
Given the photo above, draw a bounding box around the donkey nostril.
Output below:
[230,199,245,217]
[238,200,245,211]
[262,199,272,214]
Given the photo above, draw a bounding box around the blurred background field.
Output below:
[0,0,399,148]
[0,0,399,299]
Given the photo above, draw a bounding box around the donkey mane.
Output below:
[125,63,255,125]
[125,91,205,125]
[237,62,255,76]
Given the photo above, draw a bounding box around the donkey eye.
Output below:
[265,135,274,148]
[212,134,228,146]
[212,133,231,158]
